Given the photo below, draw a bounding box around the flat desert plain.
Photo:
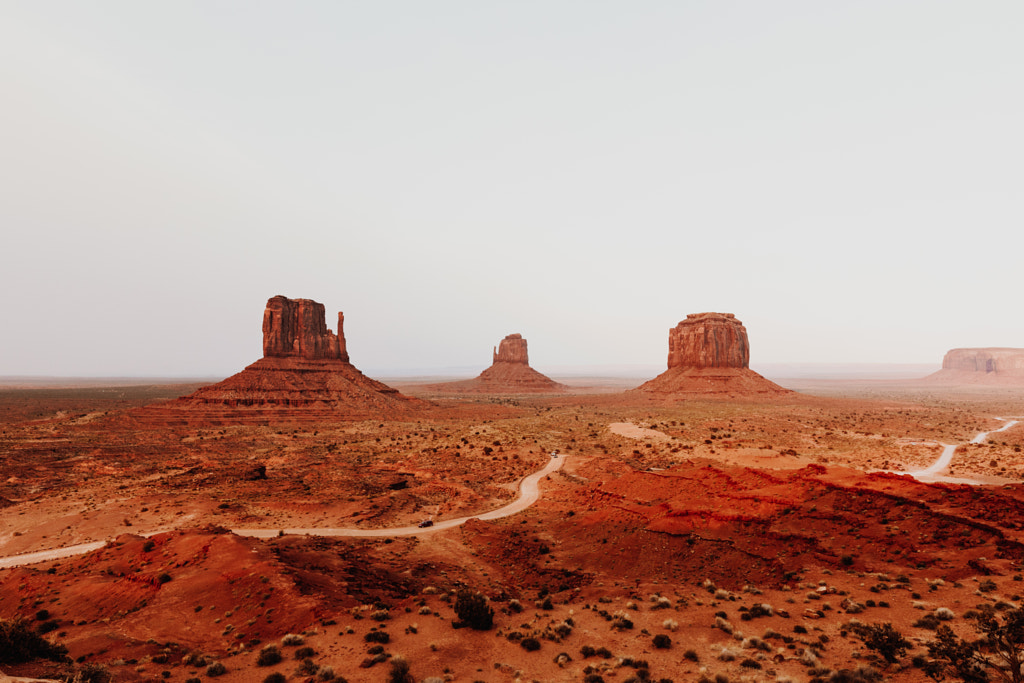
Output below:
[1,378,1023,683]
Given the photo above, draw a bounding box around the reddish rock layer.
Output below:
[420,333,567,394]
[139,296,423,423]
[493,333,529,364]
[668,312,749,369]
[636,312,788,397]
[923,347,1024,385]
[263,295,348,361]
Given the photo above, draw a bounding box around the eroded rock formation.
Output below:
[142,296,424,423]
[635,312,788,397]
[263,295,348,361]
[420,333,567,394]
[493,334,529,364]
[942,348,1024,375]
[923,348,1024,385]
[668,313,749,369]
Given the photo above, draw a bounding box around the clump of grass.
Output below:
[663,618,678,632]
[281,633,304,646]
[256,645,282,667]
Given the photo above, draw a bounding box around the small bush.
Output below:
[454,590,494,630]
[294,646,315,659]
[387,656,412,683]
[262,674,287,683]
[663,618,678,632]
[282,633,304,646]
[739,658,761,669]
[653,634,671,649]
[206,661,226,677]
[521,637,541,651]
[364,630,390,644]
[256,645,282,667]
[0,617,68,664]
[860,622,910,663]
[683,649,699,662]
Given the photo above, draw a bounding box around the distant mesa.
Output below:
[421,333,568,394]
[143,295,424,423]
[923,347,1024,385]
[634,312,789,397]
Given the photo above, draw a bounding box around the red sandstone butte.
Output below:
[421,333,568,394]
[143,296,425,423]
[923,347,1024,385]
[635,312,788,397]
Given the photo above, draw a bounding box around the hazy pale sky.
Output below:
[1,2,1021,377]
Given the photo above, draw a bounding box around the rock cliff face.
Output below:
[421,333,567,394]
[635,312,788,397]
[942,348,1024,375]
[493,334,529,364]
[922,348,1024,385]
[262,296,348,361]
[668,313,749,369]
[143,296,423,423]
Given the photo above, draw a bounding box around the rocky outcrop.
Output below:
[668,313,749,369]
[418,333,567,394]
[493,334,529,364]
[635,312,788,397]
[141,296,424,423]
[262,295,348,361]
[923,348,1024,385]
[942,348,1024,375]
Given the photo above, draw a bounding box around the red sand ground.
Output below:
[1,379,1023,681]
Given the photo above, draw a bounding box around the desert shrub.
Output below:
[37,620,59,634]
[978,579,997,593]
[281,633,304,646]
[663,618,678,631]
[256,645,282,667]
[584,675,605,683]
[294,646,315,659]
[714,616,733,634]
[371,609,390,622]
[262,674,287,683]
[295,658,319,676]
[206,661,226,677]
[364,630,390,644]
[825,666,882,682]
[554,651,572,666]
[794,624,808,634]
[507,599,523,613]
[34,610,50,621]
[739,658,761,669]
[0,617,68,664]
[717,647,738,662]
[454,590,494,630]
[386,656,412,683]
[580,645,596,658]
[317,666,338,681]
[925,608,1024,682]
[913,614,942,630]
[68,663,112,683]
[521,637,541,651]
[157,572,172,584]
[860,623,910,664]
[653,634,671,649]
[143,540,156,552]
[934,607,955,621]
[683,649,699,662]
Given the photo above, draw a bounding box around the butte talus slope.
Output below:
[423,334,568,394]
[634,312,789,397]
[141,295,425,423]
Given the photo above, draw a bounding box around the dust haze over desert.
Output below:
[2,3,1024,683]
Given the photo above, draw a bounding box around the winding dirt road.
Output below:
[896,416,1021,484]
[0,456,565,569]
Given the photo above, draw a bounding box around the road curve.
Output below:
[0,456,565,569]
[895,417,1021,484]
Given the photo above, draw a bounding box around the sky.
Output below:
[1,2,1022,377]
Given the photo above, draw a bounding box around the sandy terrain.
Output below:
[1,379,1024,682]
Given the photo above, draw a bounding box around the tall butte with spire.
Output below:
[634,312,789,397]
[423,333,567,394]
[143,295,424,423]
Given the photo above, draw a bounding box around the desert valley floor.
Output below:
[2,378,1024,682]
